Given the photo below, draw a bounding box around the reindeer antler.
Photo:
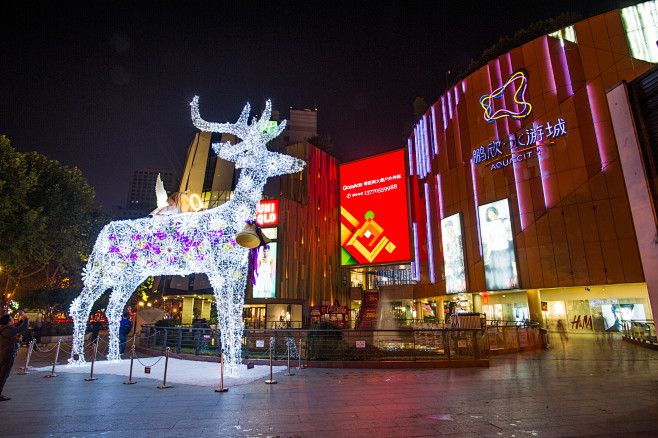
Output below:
[190,96,287,144]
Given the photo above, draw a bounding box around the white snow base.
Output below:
[34,357,287,387]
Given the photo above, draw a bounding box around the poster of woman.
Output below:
[440,213,466,294]
[477,199,518,290]
[253,243,277,298]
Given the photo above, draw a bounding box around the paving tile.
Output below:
[2,336,658,437]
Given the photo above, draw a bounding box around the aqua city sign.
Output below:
[476,70,567,170]
[472,118,568,170]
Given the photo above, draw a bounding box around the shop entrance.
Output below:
[243,305,266,329]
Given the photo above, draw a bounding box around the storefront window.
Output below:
[351,271,364,288]
[242,305,266,329]
[545,298,651,332]
[367,266,413,287]
[483,302,527,324]
[265,303,302,329]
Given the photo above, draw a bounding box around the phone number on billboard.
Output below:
[346,183,398,199]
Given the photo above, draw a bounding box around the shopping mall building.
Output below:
[165,2,658,334]
[396,2,658,333]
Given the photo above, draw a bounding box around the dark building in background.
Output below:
[112,167,178,219]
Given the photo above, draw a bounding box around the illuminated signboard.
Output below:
[472,117,567,171]
[601,303,646,332]
[340,150,411,266]
[477,199,518,290]
[264,121,278,135]
[255,200,278,226]
[480,70,532,123]
[440,213,466,294]
[252,242,277,298]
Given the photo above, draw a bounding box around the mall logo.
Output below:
[480,70,532,123]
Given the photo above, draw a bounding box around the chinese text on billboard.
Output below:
[340,150,411,266]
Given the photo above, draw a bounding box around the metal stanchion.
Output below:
[215,349,228,392]
[157,347,172,389]
[123,344,137,385]
[18,340,35,375]
[45,337,61,378]
[265,340,277,384]
[284,342,295,376]
[296,338,305,370]
[85,339,99,381]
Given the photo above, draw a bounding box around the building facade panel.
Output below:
[406,5,657,326]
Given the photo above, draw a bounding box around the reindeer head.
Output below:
[191,96,305,177]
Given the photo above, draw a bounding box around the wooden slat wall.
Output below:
[278,142,347,306]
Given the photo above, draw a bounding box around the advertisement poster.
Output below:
[340,150,411,266]
[601,303,646,332]
[440,213,466,294]
[478,199,518,290]
[252,242,277,298]
[361,289,379,321]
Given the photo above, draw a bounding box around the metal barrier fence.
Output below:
[139,325,490,362]
[622,320,656,345]
[139,325,223,356]
[486,324,542,350]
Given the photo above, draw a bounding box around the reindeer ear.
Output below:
[212,141,241,163]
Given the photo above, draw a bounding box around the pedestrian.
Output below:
[33,317,42,345]
[119,312,132,355]
[89,315,102,343]
[557,319,568,350]
[0,311,30,401]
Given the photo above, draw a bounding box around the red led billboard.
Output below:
[255,200,278,226]
[340,150,411,266]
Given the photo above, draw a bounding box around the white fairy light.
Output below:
[70,97,305,374]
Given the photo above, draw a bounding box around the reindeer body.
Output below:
[70,98,305,373]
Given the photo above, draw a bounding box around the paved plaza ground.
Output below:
[1,334,657,437]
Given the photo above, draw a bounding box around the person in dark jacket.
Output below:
[89,315,102,343]
[0,311,30,401]
[119,312,132,355]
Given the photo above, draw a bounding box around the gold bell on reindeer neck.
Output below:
[235,221,271,249]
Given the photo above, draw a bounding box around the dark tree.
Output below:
[0,136,112,312]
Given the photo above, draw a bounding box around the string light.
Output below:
[69,96,305,374]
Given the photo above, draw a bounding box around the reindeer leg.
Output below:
[106,278,146,361]
[69,282,106,364]
[210,273,247,376]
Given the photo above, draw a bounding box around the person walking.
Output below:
[89,315,102,344]
[119,312,132,356]
[0,311,30,401]
[33,317,42,346]
[556,319,568,351]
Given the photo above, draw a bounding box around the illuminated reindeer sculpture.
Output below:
[69,97,305,373]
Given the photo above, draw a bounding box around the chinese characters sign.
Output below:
[472,118,567,170]
[340,150,411,266]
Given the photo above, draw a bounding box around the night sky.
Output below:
[1,1,629,208]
